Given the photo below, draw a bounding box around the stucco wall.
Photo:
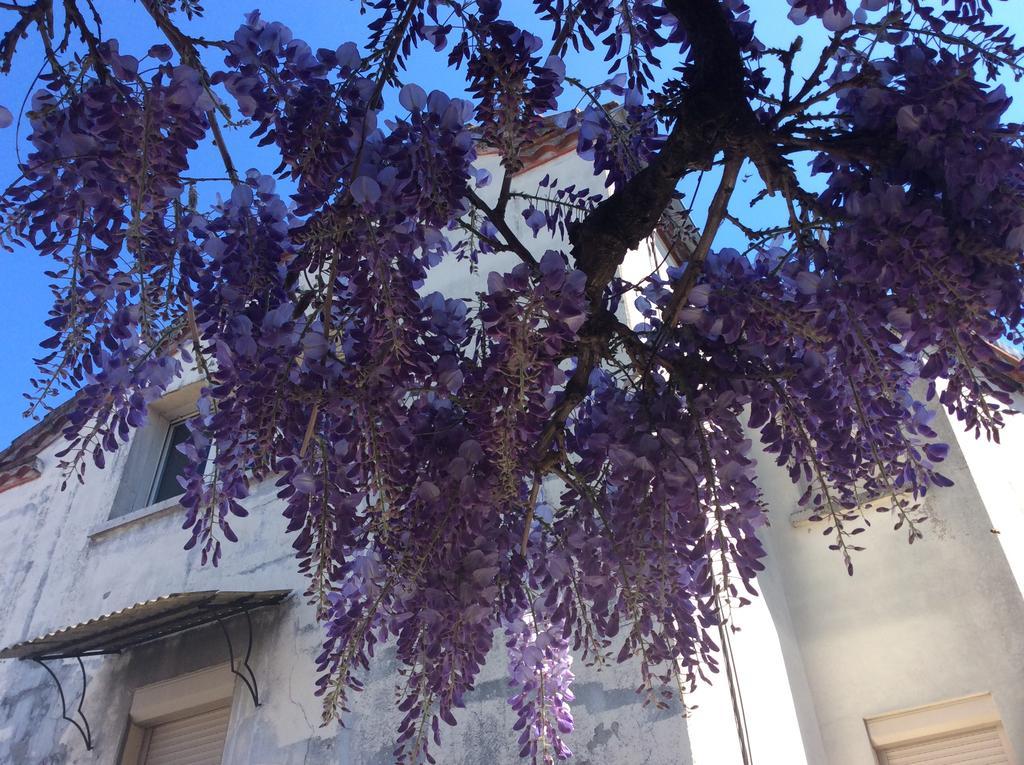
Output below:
[0,408,693,764]
[0,147,696,764]
[752,400,1024,764]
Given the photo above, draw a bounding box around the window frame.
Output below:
[865,692,1016,765]
[118,663,236,765]
[146,415,201,508]
[104,382,205,522]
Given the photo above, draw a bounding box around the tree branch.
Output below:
[140,0,239,184]
[465,187,539,268]
[533,0,755,468]
[660,154,742,328]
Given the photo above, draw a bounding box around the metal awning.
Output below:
[0,590,290,751]
[0,589,289,660]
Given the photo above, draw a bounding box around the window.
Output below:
[149,418,207,506]
[137,705,231,765]
[866,693,1015,765]
[879,727,1009,764]
[119,664,235,765]
[106,382,207,521]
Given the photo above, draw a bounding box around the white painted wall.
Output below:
[749,400,1024,764]
[950,389,1024,599]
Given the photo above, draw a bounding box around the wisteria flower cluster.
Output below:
[0,0,1022,762]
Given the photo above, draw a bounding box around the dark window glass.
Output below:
[151,420,207,504]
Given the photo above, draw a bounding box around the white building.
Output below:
[1,133,1022,765]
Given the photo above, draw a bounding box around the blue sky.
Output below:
[0,1,1020,449]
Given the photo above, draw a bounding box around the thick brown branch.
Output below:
[493,167,514,218]
[60,0,104,76]
[533,0,754,468]
[568,120,718,303]
[568,0,754,300]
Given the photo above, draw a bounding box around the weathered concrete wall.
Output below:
[0,147,695,764]
[0,412,693,764]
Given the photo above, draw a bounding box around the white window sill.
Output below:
[88,495,186,539]
[789,491,915,528]
[789,507,822,527]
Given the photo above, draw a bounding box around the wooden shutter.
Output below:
[141,705,231,765]
[880,725,1010,765]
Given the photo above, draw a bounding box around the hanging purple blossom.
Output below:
[0,1,1021,762]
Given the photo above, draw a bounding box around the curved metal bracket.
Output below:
[216,610,261,706]
[33,656,93,751]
